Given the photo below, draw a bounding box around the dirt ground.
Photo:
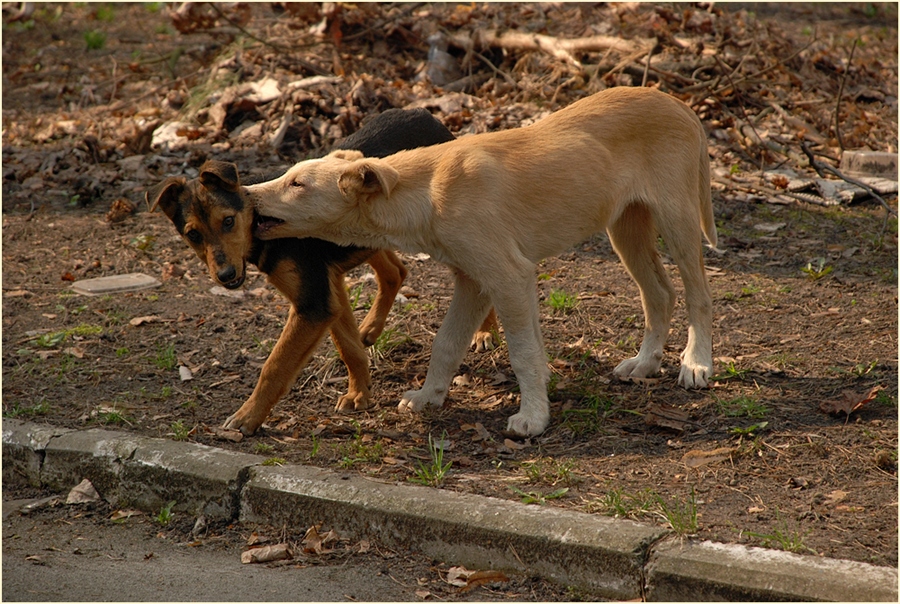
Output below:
[3,3,897,571]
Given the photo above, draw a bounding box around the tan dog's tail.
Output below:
[699,136,718,250]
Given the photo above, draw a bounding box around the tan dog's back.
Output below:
[386,87,715,263]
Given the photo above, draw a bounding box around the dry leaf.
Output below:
[824,490,848,506]
[247,532,271,546]
[203,425,243,442]
[129,315,160,326]
[4,289,32,297]
[302,525,338,555]
[109,509,143,521]
[819,385,883,417]
[446,566,510,592]
[160,263,186,281]
[463,422,492,442]
[461,570,510,592]
[835,505,865,513]
[241,543,292,564]
[452,374,473,387]
[503,438,528,450]
[682,447,736,469]
[447,566,475,587]
[106,197,136,223]
[645,402,690,431]
[66,478,101,504]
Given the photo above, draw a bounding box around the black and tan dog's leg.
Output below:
[472,308,500,352]
[223,307,333,435]
[328,269,376,412]
[358,249,408,346]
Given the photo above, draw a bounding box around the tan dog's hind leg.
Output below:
[607,203,676,382]
[223,307,333,435]
[399,271,492,413]
[655,204,714,388]
[358,250,407,346]
[329,270,375,411]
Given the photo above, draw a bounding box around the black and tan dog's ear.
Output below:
[338,158,399,200]
[199,160,240,192]
[146,177,186,219]
[329,149,365,161]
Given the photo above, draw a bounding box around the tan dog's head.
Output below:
[250,150,399,245]
[147,160,255,289]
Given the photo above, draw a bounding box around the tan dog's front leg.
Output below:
[399,271,492,413]
[223,307,332,435]
[328,270,375,412]
[491,282,552,437]
[358,250,407,346]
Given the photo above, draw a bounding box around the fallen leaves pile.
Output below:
[3,3,896,219]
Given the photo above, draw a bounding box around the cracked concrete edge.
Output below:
[3,419,897,601]
[646,538,898,601]
[240,463,664,599]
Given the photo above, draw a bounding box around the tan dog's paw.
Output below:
[678,363,711,389]
[613,355,662,383]
[334,390,375,412]
[470,330,496,352]
[223,406,266,436]
[398,389,445,413]
[506,409,550,437]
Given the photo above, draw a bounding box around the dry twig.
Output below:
[800,141,898,221]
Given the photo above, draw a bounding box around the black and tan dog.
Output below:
[148,108,497,435]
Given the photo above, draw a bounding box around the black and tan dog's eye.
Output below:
[185,230,202,244]
[222,216,235,230]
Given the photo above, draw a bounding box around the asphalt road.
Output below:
[2,491,576,602]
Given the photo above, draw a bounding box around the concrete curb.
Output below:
[3,419,897,601]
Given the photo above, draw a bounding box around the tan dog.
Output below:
[250,87,716,437]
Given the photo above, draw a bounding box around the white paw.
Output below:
[678,362,711,389]
[398,389,445,413]
[506,409,550,437]
[613,355,662,382]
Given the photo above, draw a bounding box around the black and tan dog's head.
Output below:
[147,160,254,289]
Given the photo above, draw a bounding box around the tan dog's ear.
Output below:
[199,160,240,192]
[329,149,364,161]
[146,177,186,218]
[338,159,399,200]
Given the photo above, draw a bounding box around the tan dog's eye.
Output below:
[222,216,235,230]
[185,230,202,244]
[290,180,305,189]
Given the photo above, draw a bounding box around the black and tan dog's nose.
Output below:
[217,265,237,284]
